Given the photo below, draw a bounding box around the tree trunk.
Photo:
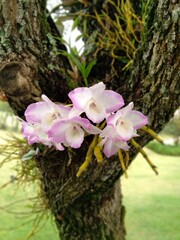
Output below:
[0,0,179,239]
[55,181,126,240]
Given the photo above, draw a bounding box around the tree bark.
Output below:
[0,0,179,239]
[0,0,70,115]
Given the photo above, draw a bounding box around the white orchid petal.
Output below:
[128,111,148,129]
[68,107,83,118]
[100,90,124,113]
[116,118,134,141]
[83,124,102,134]
[69,116,101,134]
[103,139,119,157]
[54,143,65,151]
[103,137,130,158]
[85,99,106,123]
[22,122,38,144]
[48,120,69,143]
[65,125,84,148]
[89,82,105,96]
[100,125,114,139]
[41,94,52,103]
[121,102,134,117]
[25,102,52,123]
[115,141,130,151]
[22,122,51,146]
[107,111,122,126]
[68,87,92,110]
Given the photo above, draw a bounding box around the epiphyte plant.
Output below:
[20,82,162,177]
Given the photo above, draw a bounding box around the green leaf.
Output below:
[84,59,97,79]
[22,150,36,161]
[75,34,83,42]
[71,16,82,31]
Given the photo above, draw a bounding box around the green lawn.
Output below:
[0,131,59,240]
[146,140,180,156]
[0,130,180,240]
[122,148,180,240]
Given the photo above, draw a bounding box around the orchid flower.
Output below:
[22,121,52,146]
[20,81,151,175]
[48,116,101,149]
[99,102,148,157]
[100,125,130,157]
[68,82,124,123]
[106,102,148,141]
[102,138,130,158]
[25,95,71,131]
[22,121,65,150]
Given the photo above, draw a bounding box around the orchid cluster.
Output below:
[21,82,150,176]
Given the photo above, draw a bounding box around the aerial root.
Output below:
[76,135,99,177]
[118,150,128,178]
[94,138,104,163]
[141,126,163,144]
[130,138,158,175]
[125,150,130,168]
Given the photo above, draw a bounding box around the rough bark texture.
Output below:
[0,0,70,115]
[0,0,179,239]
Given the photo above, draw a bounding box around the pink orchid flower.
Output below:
[22,121,52,146]
[100,125,130,157]
[22,121,65,150]
[106,102,148,141]
[48,116,101,149]
[102,138,130,158]
[25,95,71,131]
[68,82,124,123]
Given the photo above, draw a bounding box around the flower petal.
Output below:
[65,124,84,148]
[116,140,130,151]
[122,102,134,117]
[89,82,105,96]
[41,94,71,119]
[100,90,124,113]
[48,120,69,143]
[41,94,53,104]
[25,95,71,125]
[85,99,106,123]
[68,87,92,110]
[22,122,51,146]
[107,111,122,127]
[100,125,114,139]
[103,139,119,157]
[69,116,101,134]
[128,110,148,129]
[54,143,65,151]
[68,107,83,118]
[107,103,133,126]
[25,102,53,123]
[115,118,134,141]
[22,122,38,144]
[103,138,130,158]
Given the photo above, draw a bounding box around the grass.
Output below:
[0,130,180,240]
[122,148,180,240]
[146,140,180,156]
[0,130,59,240]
